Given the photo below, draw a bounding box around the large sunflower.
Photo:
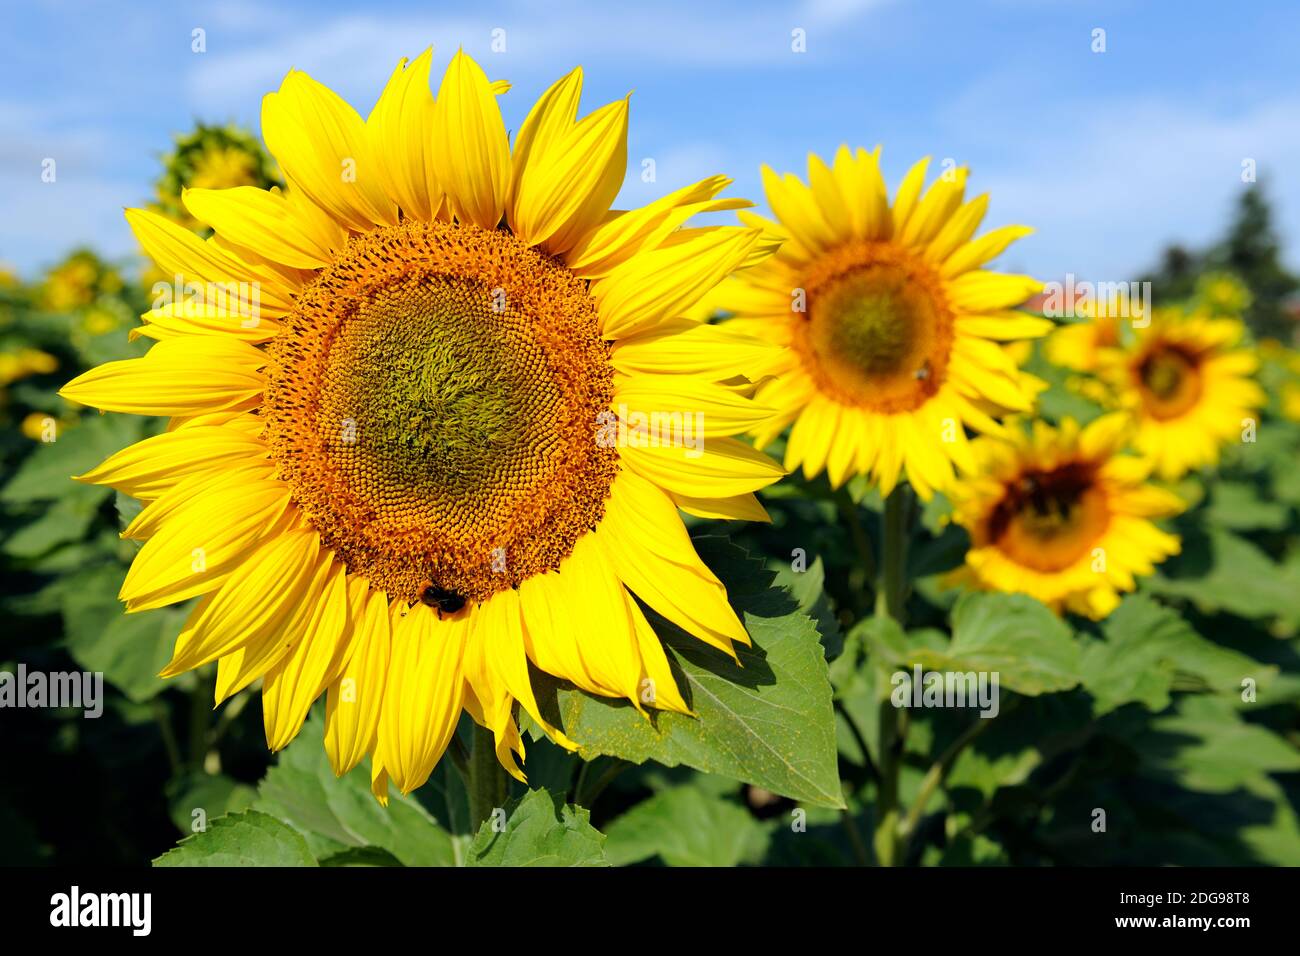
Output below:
[949,414,1183,619]
[718,148,1050,498]
[61,50,784,800]
[1094,307,1264,480]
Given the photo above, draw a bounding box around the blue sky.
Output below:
[3,0,1299,284]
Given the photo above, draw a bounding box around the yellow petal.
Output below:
[593,226,764,338]
[377,605,469,794]
[182,186,341,269]
[61,337,265,416]
[126,207,297,314]
[160,530,322,677]
[512,93,628,253]
[74,424,270,500]
[120,476,294,611]
[367,49,441,221]
[622,435,785,498]
[263,559,353,751]
[325,585,393,776]
[430,50,510,230]
[261,69,397,231]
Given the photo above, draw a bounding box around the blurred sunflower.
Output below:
[39,249,124,312]
[1043,299,1123,374]
[949,414,1183,619]
[151,123,280,231]
[1094,307,1264,480]
[62,49,782,799]
[1194,270,1251,317]
[718,148,1048,498]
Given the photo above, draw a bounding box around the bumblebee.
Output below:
[419,581,466,617]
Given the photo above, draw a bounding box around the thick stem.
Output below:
[468,723,509,832]
[873,483,913,866]
[875,484,912,622]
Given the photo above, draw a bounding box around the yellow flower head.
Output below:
[949,413,1183,620]
[1194,270,1251,317]
[1043,296,1125,374]
[40,249,123,311]
[61,49,783,800]
[717,148,1048,499]
[1094,307,1264,480]
[152,123,279,230]
[0,347,58,386]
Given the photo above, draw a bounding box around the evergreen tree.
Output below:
[1211,182,1299,341]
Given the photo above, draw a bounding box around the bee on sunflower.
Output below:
[716,148,1050,499]
[62,49,784,800]
[948,413,1184,619]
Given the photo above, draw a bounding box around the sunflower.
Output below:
[1043,299,1123,374]
[61,49,784,800]
[717,148,1049,498]
[1093,307,1264,480]
[152,123,280,231]
[948,414,1183,619]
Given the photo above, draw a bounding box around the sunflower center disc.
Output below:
[987,462,1109,572]
[799,242,954,413]
[264,220,619,605]
[1137,344,1203,420]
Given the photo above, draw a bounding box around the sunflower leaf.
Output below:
[61,563,187,703]
[907,592,1081,696]
[152,810,317,867]
[1080,594,1274,715]
[602,785,771,866]
[252,708,459,866]
[530,535,845,809]
[466,788,608,867]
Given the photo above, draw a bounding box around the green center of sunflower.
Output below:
[1137,344,1202,420]
[987,461,1109,571]
[264,220,619,606]
[798,241,954,413]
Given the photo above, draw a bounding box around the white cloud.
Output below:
[933,77,1300,280]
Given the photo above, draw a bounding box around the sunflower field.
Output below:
[3,39,1300,877]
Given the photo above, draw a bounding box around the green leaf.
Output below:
[1202,481,1291,531]
[61,563,186,702]
[910,593,1081,696]
[153,810,317,867]
[254,710,458,866]
[1,412,143,504]
[166,773,258,833]
[1147,528,1300,625]
[2,490,102,559]
[770,553,843,658]
[532,536,844,809]
[466,788,608,867]
[1134,695,1300,794]
[603,785,770,866]
[1080,594,1274,714]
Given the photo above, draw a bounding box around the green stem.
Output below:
[152,698,181,776]
[467,723,509,832]
[897,715,994,860]
[574,758,628,808]
[872,483,914,867]
[835,488,876,604]
[875,485,912,622]
[188,669,215,772]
